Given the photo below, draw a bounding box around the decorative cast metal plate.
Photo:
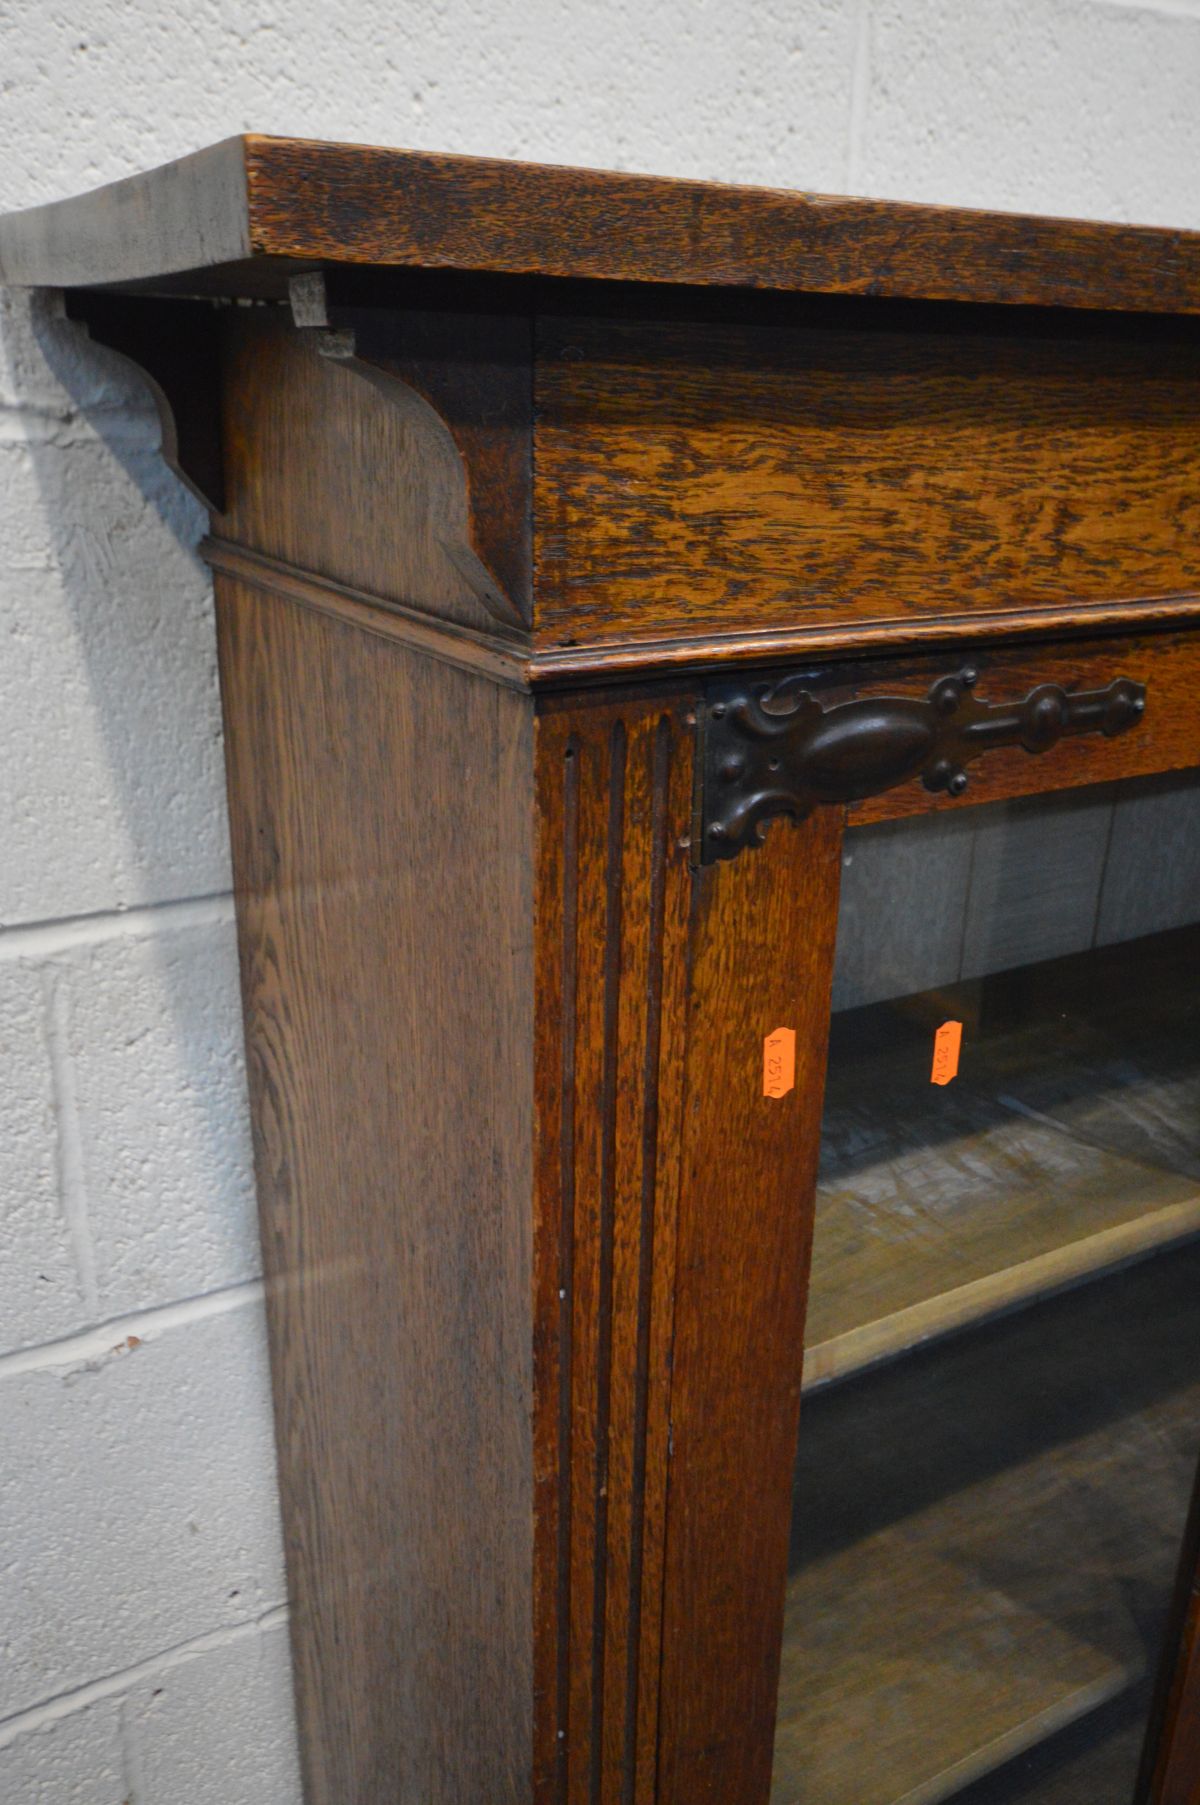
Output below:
[699,665,1147,863]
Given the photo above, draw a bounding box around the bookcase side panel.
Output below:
[216,574,536,1804]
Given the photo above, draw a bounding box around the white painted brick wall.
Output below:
[126,1622,299,1805]
[0,958,85,1351]
[0,1701,128,1805]
[64,913,259,1319]
[0,1302,286,1717]
[1,1,1199,1797]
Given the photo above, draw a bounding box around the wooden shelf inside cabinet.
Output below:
[776,1245,1200,1805]
[6,137,1200,1805]
[805,926,1200,1392]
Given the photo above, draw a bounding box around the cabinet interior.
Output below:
[777,768,1200,1805]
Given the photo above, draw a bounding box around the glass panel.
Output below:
[774,769,1200,1805]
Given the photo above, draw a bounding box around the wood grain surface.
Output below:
[532,691,695,1805]
[534,316,1200,653]
[216,574,535,1803]
[820,632,1200,827]
[203,538,1200,708]
[0,134,253,286]
[203,538,531,691]
[656,808,845,1805]
[315,297,534,624]
[219,307,532,633]
[7,133,1200,316]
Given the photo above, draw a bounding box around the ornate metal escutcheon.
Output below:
[699,665,1147,863]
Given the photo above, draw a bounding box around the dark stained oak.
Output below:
[203,538,531,692]
[216,574,536,1804]
[534,316,1200,653]
[301,289,535,624]
[201,551,1200,742]
[0,135,253,288]
[523,593,1200,686]
[656,808,846,1805]
[16,146,1200,678]
[219,307,531,633]
[532,692,696,1805]
[210,269,544,1805]
[6,134,1200,316]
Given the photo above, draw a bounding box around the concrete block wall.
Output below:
[1,1,1199,1797]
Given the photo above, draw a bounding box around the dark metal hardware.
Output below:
[699,665,1147,863]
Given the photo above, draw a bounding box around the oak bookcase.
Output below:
[4,138,1200,1804]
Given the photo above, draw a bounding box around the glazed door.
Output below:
[773,766,1200,1804]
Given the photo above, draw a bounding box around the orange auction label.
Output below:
[931,1020,963,1086]
[763,1027,796,1099]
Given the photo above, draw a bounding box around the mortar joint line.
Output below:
[42,961,99,1315]
[0,893,235,962]
[0,1605,291,1751]
[0,1278,267,1382]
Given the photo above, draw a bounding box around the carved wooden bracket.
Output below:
[288,272,532,628]
[63,274,532,630]
[699,665,1147,862]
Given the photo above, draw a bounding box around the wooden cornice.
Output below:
[3,134,1200,315]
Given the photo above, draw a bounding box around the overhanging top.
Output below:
[3,134,1200,314]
